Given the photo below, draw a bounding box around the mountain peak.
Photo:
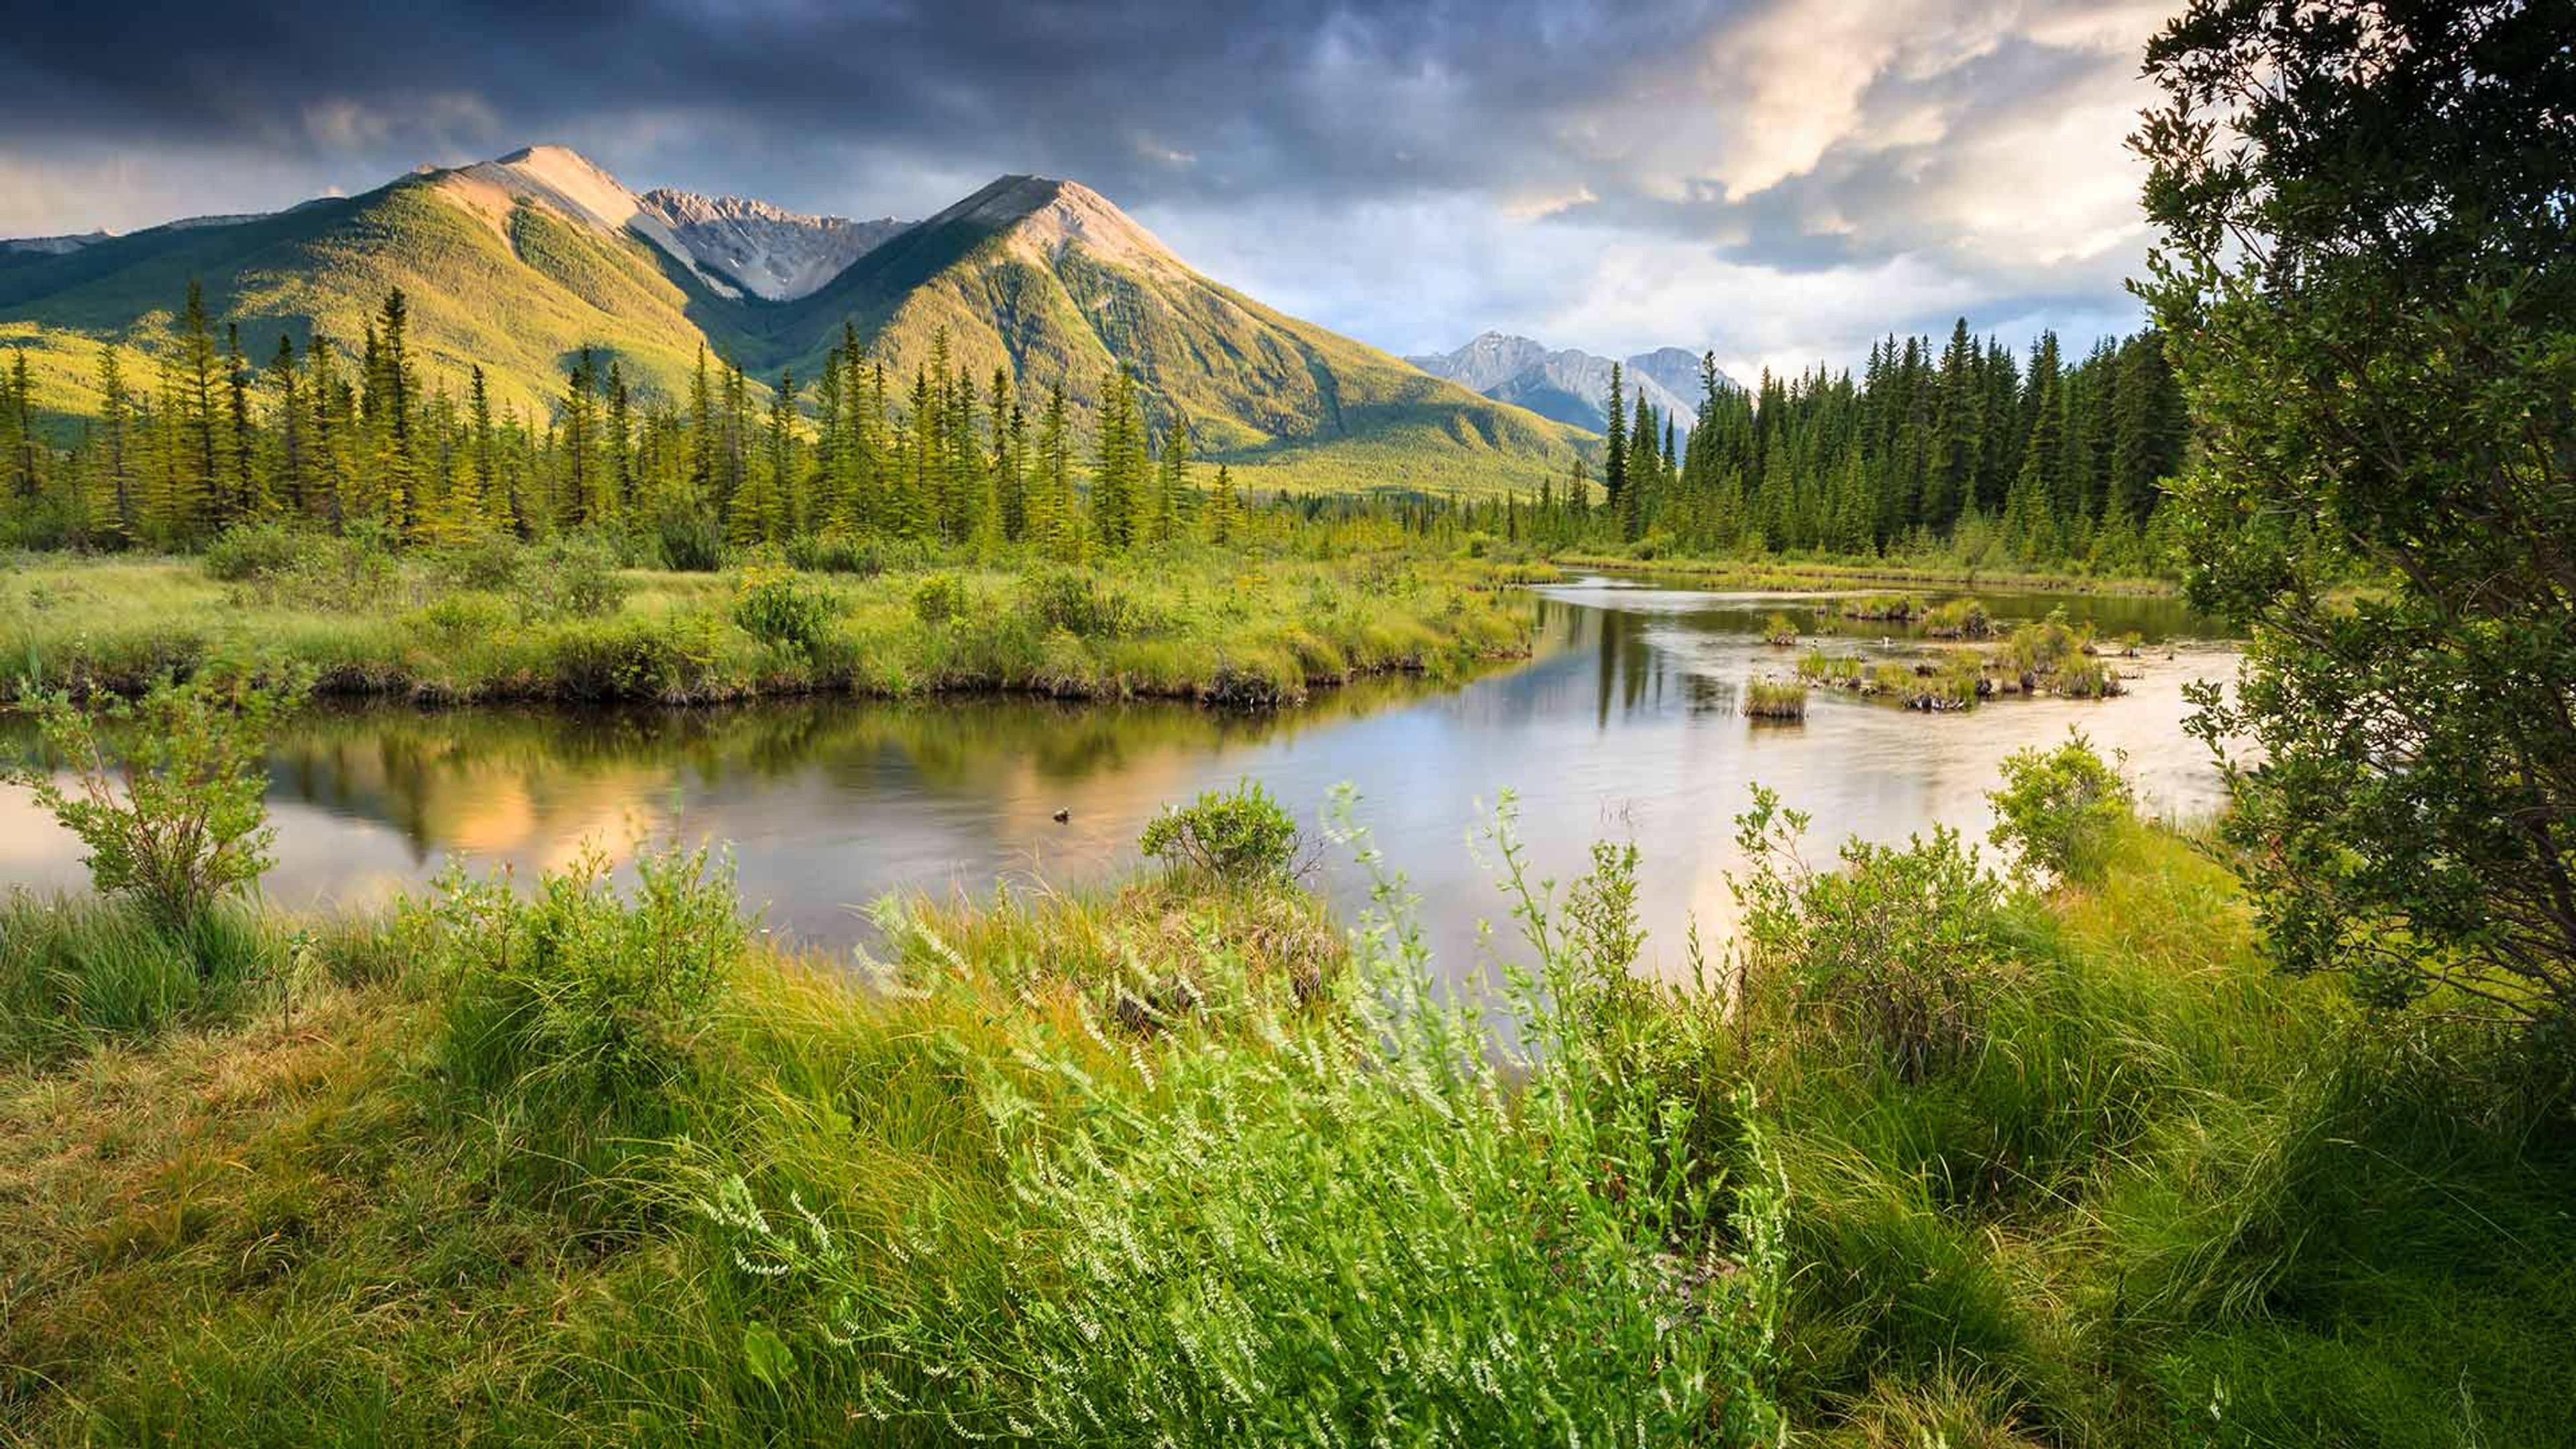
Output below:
[637,187,908,301]
[440,144,751,297]
[928,174,1185,274]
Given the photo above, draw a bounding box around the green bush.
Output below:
[1733,786,2015,1081]
[413,589,517,641]
[731,566,837,657]
[783,531,882,576]
[1988,729,2135,883]
[1923,597,1992,639]
[433,843,743,1137]
[7,668,302,928]
[517,533,628,621]
[216,525,402,612]
[201,521,312,582]
[1018,566,1159,639]
[431,534,529,592]
[910,572,965,627]
[1140,780,1300,881]
[655,506,727,572]
[544,612,724,700]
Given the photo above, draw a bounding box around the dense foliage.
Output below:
[1138,778,1301,881]
[1989,728,2138,884]
[8,668,300,926]
[0,269,2193,578]
[2138,0,2576,1028]
[1514,323,2189,574]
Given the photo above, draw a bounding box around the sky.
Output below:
[0,0,2172,381]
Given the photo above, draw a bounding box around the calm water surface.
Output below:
[1,582,2236,980]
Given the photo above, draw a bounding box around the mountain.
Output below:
[1407,332,1740,434]
[0,146,1587,496]
[2,233,107,257]
[637,189,907,302]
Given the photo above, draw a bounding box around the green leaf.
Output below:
[743,1321,796,1390]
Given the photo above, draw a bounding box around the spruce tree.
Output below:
[94,344,133,541]
[1601,362,1627,525]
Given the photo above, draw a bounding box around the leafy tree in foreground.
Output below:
[10,669,303,929]
[2136,0,2576,1027]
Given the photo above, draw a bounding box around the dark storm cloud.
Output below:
[0,0,2167,370]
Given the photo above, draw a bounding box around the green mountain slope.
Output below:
[0,150,1589,495]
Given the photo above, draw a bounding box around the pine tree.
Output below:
[1206,462,1239,544]
[467,366,502,533]
[559,348,598,528]
[1150,413,1191,545]
[1601,362,1627,523]
[93,344,133,541]
[994,368,1026,543]
[1034,380,1072,555]
[263,336,303,517]
[1093,369,1146,550]
[604,359,632,523]
[176,281,221,536]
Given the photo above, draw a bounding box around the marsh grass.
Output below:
[0,543,1531,710]
[1746,677,1810,720]
[1,772,2570,1445]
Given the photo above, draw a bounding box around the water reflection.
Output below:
[1,583,2235,982]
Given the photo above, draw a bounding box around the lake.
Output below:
[1,580,2237,981]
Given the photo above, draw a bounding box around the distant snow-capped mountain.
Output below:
[1406,331,1741,434]
[637,189,908,303]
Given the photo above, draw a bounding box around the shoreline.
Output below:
[1548,551,2182,598]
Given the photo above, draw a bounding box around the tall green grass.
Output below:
[2,786,2569,1444]
[0,543,1531,708]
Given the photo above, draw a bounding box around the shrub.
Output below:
[1762,612,1800,647]
[413,589,517,641]
[1018,566,1158,639]
[434,843,744,1111]
[655,506,727,572]
[202,521,311,582]
[517,533,629,621]
[731,565,837,657]
[784,531,882,576]
[911,572,965,627]
[7,668,302,928]
[545,611,726,700]
[219,525,403,611]
[1988,729,2135,883]
[1733,785,2015,1081]
[431,534,529,592]
[1140,780,1299,881]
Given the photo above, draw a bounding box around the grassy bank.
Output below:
[1552,551,2180,598]
[1,793,2568,1444]
[0,539,1534,711]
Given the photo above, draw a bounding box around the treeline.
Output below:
[0,280,2188,574]
[0,282,1247,559]
[1523,321,2190,574]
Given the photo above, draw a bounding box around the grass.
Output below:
[0,824,1788,1442]
[1745,676,1810,720]
[0,781,2568,1444]
[1788,612,2123,714]
[1555,551,2180,597]
[1719,818,2576,1446]
[0,543,1533,710]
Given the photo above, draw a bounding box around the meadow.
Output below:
[2,743,2565,1445]
[0,528,1536,711]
